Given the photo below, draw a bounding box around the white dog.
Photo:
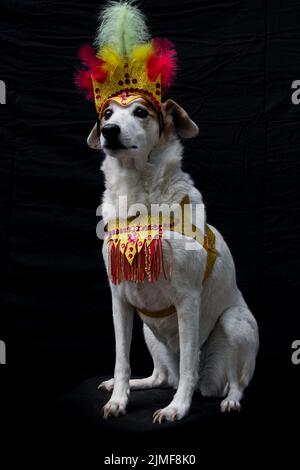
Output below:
[87,97,259,423]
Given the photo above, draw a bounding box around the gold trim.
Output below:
[203,224,217,282]
[134,304,176,318]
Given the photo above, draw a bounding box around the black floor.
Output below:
[3,355,299,467]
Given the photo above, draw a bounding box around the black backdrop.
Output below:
[1,0,300,463]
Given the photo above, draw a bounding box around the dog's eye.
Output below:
[134,107,149,119]
[104,108,113,120]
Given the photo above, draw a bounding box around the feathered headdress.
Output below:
[75,1,177,116]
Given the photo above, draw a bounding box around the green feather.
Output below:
[95,1,150,56]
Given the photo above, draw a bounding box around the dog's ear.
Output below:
[161,99,199,139]
[87,122,101,150]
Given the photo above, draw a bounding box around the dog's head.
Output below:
[87,98,199,167]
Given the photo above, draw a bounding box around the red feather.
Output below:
[78,44,107,82]
[147,37,177,92]
[74,69,94,100]
[75,44,107,99]
[78,44,97,67]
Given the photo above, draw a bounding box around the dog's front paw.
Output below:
[220,398,241,413]
[102,399,127,419]
[98,378,114,392]
[153,404,189,423]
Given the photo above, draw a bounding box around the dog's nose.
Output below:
[101,124,121,141]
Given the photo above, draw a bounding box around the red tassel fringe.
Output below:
[108,238,167,285]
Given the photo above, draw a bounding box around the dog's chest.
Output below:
[116,277,180,350]
[116,276,175,313]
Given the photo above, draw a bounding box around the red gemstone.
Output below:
[118,80,123,86]
[132,79,137,84]
[156,83,160,88]
[125,78,130,85]
[95,88,100,93]
[96,95,101,100]
[125,73,129,78]
[156,90,160,96]
[128,253,133,258]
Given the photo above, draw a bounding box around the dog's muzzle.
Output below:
[101,124,127,150]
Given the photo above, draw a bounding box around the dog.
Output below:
[87,97,259,422]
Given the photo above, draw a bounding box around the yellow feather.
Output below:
[97,45,124,73]
[131,43,153,64]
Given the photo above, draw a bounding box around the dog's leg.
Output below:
[153,293,200,423]
[220,305,258,412]
[102,294,134,419]
[199,305,258,412]
[99,373,168,392]
[99,323,179,391]
[129,323,179,389]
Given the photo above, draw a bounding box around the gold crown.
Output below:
[92,61,161,116]
[76,2,176,118]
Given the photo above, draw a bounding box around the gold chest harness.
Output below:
[105,196,217,318]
